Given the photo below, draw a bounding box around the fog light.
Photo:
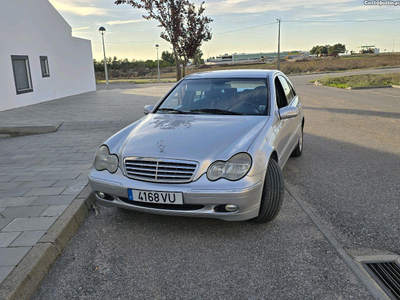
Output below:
[98,192,105,199]
[225,204,238,212]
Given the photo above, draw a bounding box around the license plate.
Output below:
[127,189,183,205]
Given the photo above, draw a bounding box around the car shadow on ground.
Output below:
[283,132,400,256]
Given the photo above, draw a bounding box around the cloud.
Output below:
[49,0,108,16]
[206,0,356,14]
[72,26,90,31]
[106,19,145,25]
[333,4,375,12]
[310,14,339,18]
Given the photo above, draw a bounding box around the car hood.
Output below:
[120,114,268,162]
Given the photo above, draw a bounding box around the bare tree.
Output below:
[115,0,212,80]
[177,1,212,76]
[115,0,186,80]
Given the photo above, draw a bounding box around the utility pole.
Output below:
[393,39,395,53]
[277,19,281,70]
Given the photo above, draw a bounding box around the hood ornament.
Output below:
[157,140,166,152]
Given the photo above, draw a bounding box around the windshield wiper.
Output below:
[189,109,244,115]
[157,108,189,114]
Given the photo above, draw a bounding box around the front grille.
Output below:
[364,261,400,299]
[124,157,198,183]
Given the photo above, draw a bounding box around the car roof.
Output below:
[184,69,278,80]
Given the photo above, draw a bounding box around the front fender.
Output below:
[246,117,276,177]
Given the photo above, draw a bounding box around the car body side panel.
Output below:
[281,96,303,165]
[271,73,304,169]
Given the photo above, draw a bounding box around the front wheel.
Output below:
[252,159,284,223]
[291,126,303,157]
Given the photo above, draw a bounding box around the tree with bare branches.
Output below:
[115,0,212,80]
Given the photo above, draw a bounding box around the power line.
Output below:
[92,40,159,44]
[90,21,278,44]
[283,18,400,23]
[208,17,400,36]
[89,17,400,45]
[214,21,277,35]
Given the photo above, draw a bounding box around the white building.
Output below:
[0,0,96,112]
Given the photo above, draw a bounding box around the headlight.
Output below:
[94,145,119,173]
[207,153,252,181]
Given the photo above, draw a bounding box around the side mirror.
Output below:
[279,106,299,120]
[144,105,154,115]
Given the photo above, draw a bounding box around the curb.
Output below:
[0,184,96,300]
[313,83,398,90]
[285,182,388,299]
[345,85,393,90]
[0,124,61,137]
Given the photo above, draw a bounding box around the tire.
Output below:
[252,159,284,223]
[291,125,303,157]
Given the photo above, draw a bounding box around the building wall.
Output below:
[0,0,96,112]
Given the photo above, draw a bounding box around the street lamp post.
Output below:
[155,44,160,82]
[99,26,109,90]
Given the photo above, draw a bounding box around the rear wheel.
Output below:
[252,159,284,223]
[291,126,303,157]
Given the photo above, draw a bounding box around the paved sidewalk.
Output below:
[0,85,172,284]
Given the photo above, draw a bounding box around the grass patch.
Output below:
[96,53,400,82]
[96,78,176,84]
[313,72,400,88]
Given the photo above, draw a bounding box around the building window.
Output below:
[40,56,50,77]
[11,55,33,95]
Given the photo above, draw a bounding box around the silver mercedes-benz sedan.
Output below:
[88,70,304,223]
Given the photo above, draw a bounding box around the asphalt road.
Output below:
[33,68,400,299]
[287,70,400,256]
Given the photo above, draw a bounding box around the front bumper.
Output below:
[88,168,265,221]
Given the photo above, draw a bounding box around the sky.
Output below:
[48,0,400,61]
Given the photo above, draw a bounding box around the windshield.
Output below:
[156,78,269,116]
